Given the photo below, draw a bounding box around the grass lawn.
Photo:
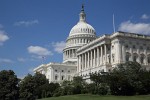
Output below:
[39,94,150,100]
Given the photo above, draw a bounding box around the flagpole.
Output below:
[113,14,116,33]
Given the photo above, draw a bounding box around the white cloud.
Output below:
[52,41,66,53]
[14,19,39,26]
[17,58,26,62]
[0,30,9,46]
[27,46,53,56]
[118,20,150,35]
[0,58,14,63]
[141,14,149,20]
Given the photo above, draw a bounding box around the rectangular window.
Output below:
[55,75,57,80]
[62,76,64,80]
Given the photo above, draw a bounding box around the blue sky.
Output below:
[0,0,150,78]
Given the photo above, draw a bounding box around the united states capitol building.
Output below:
[34,5,150,83]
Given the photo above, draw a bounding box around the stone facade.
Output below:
[76,31,150,82]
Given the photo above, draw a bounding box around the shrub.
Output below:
[97,84,108,95]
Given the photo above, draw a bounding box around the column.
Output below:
[85,53,87,69]
[67,50,69,58]
[130,48,133,61]
[117,42,121,63]
[79,55,81,73]
[93,48,96,67]
[82,54,84,71]
[71,49,72,57]
[122,44,125,62]
[69,50,70,58]
[104,44,107,64]
[88,51,90,68]
[101,46,103,65]
[97,47,99,66]
[91,50,93,67]
[77,55,79,73]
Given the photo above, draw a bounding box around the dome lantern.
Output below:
[79,4,86,22]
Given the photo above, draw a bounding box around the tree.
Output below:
[0,70,19,100]
[19,74,36,100]
[89,72,109,95]
[72,76,87,94]
[33,72,49,98]
[47,82,60,97]
[108,61,143,95]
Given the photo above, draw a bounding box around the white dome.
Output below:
[69,21,96,36]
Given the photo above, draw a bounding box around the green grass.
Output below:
[39,94,150,100]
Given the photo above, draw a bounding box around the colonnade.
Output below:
[77,44,109,72]
[63,49,77,60]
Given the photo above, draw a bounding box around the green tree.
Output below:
[19,74,35,100]
[48,82,60,96]
[19,73,49,99]
[89,72,109,95]
[0,70,19,100]
[108,61,142,95]
[33,73,49,98]
[72,76,87,94]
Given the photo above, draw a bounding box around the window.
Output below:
[140,46,143,50]
[55,75,57,80]
[61,76,64,80]
[68,70,70,73]
[140,55,144,64]
[133,45,136,49]
[125,45,129,48]
[62,70,64,72]
[147,47,150,50]
[55,69,57,72]
[133,56,137,62]
[126,52,130,62]
[112,54,115,62]
[126,55,130,62]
